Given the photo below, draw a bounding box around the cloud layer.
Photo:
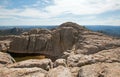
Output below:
[0,0,120,25]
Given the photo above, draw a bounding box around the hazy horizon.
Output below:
[0,24,120,26]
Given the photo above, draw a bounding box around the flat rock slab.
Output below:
[7,59,53,70]
[67,47,120,67]
[0,67,47,77]
[78,63,120,77]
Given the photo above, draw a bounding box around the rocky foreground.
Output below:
[0,22,120,77]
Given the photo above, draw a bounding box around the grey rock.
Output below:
[78,63,120,77]
[9,22,120,59]
[67,47,120,67]
[0,67,47,77]
[0,52,15,67]
[47,66,73,77]
[70,67,80,77]
[0,22,120,77]
[9,22,81,57]
[7,59,53,70]
[54,59,67,67]
[0,40,11,51]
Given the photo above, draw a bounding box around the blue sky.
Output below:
[0,0,120,26]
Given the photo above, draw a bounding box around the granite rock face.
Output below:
[8,22,83,57]
[0,22,120,77]
[9,22,120,58]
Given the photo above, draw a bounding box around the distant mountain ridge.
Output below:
[85,26,120,37]
[0,25,120,37]
[0,28,24,36]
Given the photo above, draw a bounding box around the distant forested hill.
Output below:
[0,25,120,37]
[85,26,120,37]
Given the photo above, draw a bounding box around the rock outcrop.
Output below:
[9,22,120,58]
[0,22,120,77]
[0,40,11,51]
[0,52,15,67]
[54,59,67,67]
[9,22,81,58]
[67,47,120,67]
[47,66,73,77]
[7,59,53,70]
[78,63,120,77]
[0,67,47,77]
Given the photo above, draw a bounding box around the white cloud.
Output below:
[0,0,120,18]
[1,16,119,26]
[14,0,120,18]
[0,0,120,25]
[0,8,18,16]
[17,8,49,18]
[0,15,16,19]
[0,6,4,8]
[32,0,51,7]
[103,18,120,25]
[45,0,120,16]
